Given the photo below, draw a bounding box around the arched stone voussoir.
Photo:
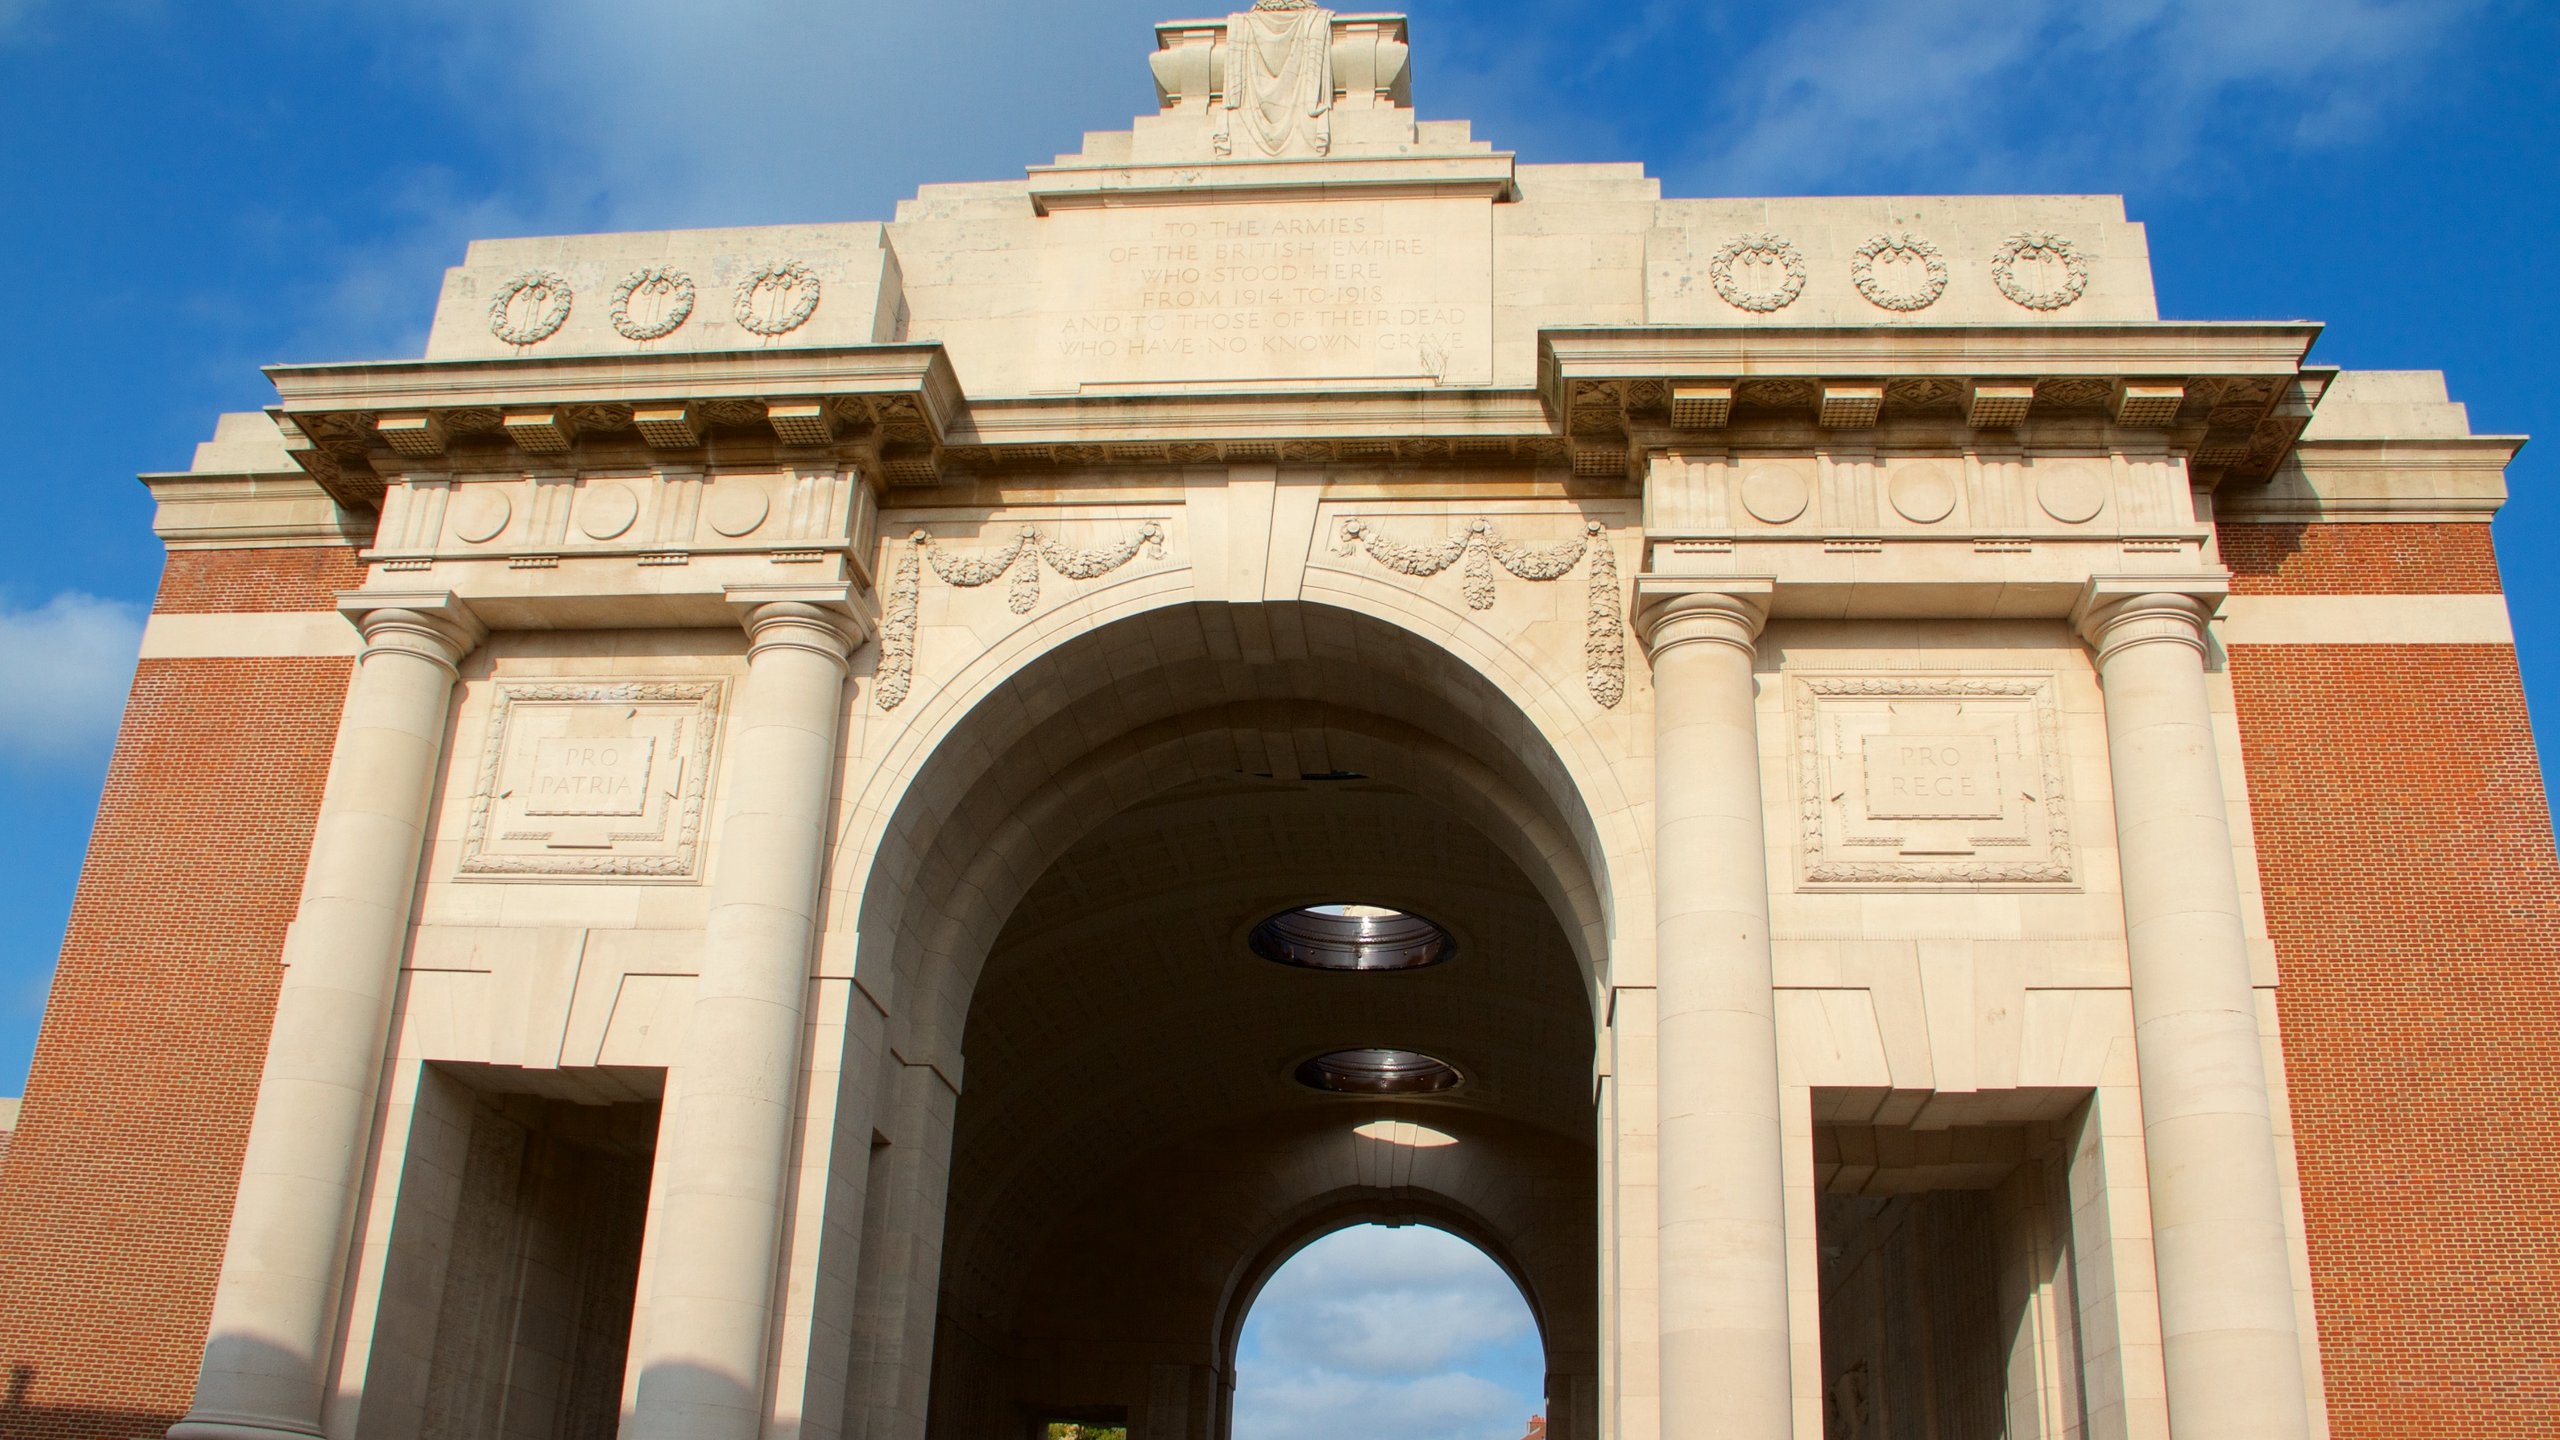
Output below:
[836,601,1639,1041]
[885,697,1610,1076]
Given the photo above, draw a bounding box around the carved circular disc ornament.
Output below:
[1992,232,2090,311]
[1851,233,1949,312]
[610,266,697,341]
[450,489,513,544]
[487,269,574,346]
[1708,233,1808,313]
[734,261,823,337]
[706,483,771,538]
[1740,465,1811,524]
[1888,464,1958,524]
[577,482,641,540]
[2036,463,2109,524]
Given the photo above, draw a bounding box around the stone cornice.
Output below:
[2213,433,2525,524]
[256,323,2482,525]
[268,344,960,509]
[1540,322,2321,380]
[1542,322,2326,487]
[267,344,960,417]
[139,470,373,551]
[1026,153,1517,213]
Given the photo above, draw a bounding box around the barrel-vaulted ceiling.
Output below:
[940,773,1594,1330]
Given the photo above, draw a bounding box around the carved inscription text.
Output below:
[1860,734,2001,820]
[526,736,658,818]
[1040,200,1491,386]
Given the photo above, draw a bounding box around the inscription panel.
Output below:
[461,681,725,881]
[1033,197,1493,390]
[1860,734,2001,820]
[525,736,657,817]
[1793,675,2072,887]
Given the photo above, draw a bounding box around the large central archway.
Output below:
[838,601,1618,1440]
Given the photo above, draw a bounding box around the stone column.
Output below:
[174,594,481,1440]
[1634,578,1794,1440]
[630,589,862,1440]
[2074,579,2311,1440]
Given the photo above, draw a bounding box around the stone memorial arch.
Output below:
[0,7,2550,1440]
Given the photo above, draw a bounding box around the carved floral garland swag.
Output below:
[871,516,1628,714]
[1338,517,1627,708]
[874,523,1168,710]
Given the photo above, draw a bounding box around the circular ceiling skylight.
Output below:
[1249,904,1456,972]
[1294,1048,1464,1095]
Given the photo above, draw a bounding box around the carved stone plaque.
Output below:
[460,681,725,881]
[1793,675,2072,887]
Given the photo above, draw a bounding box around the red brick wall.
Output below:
[0,549,357,1440]
[151,546,365,615]
[2225,521,2560,1435]
[2221,520,2504,595]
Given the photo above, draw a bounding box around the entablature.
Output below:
[268,344,962,510]
[262,321,2411,590]
[1541,323,2328,488]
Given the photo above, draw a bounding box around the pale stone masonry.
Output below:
[0,6,2548,1440]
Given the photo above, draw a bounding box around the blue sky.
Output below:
[0,0,2548,1180]
[1235,1222,1545,1440]
[1,0,2549,1426]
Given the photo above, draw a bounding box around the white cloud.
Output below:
[203,0,2489,366]
[361,0,1179,233]
[243,0,1180,363]
[0,594,143,764]
[1235,1225,1543,1440]
[1688,0,2481,194]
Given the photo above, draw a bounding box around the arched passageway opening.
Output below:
[1231,1221,1545,1440]
[848,602,1613,1440]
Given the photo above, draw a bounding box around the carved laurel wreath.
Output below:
[1850,233,1948,313]
[1990,232,2089,311]
[1708,233,1807,313]
[609,266,697,341]
[874,522,1169,711]
[487,269,574,346]
[1337,517,1626,708]
[734,260,823,337]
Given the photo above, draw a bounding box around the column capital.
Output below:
[2070,575,2227,666]
[335,590,485,674]
[724,583,868,667]
[1632,576,1774,661]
